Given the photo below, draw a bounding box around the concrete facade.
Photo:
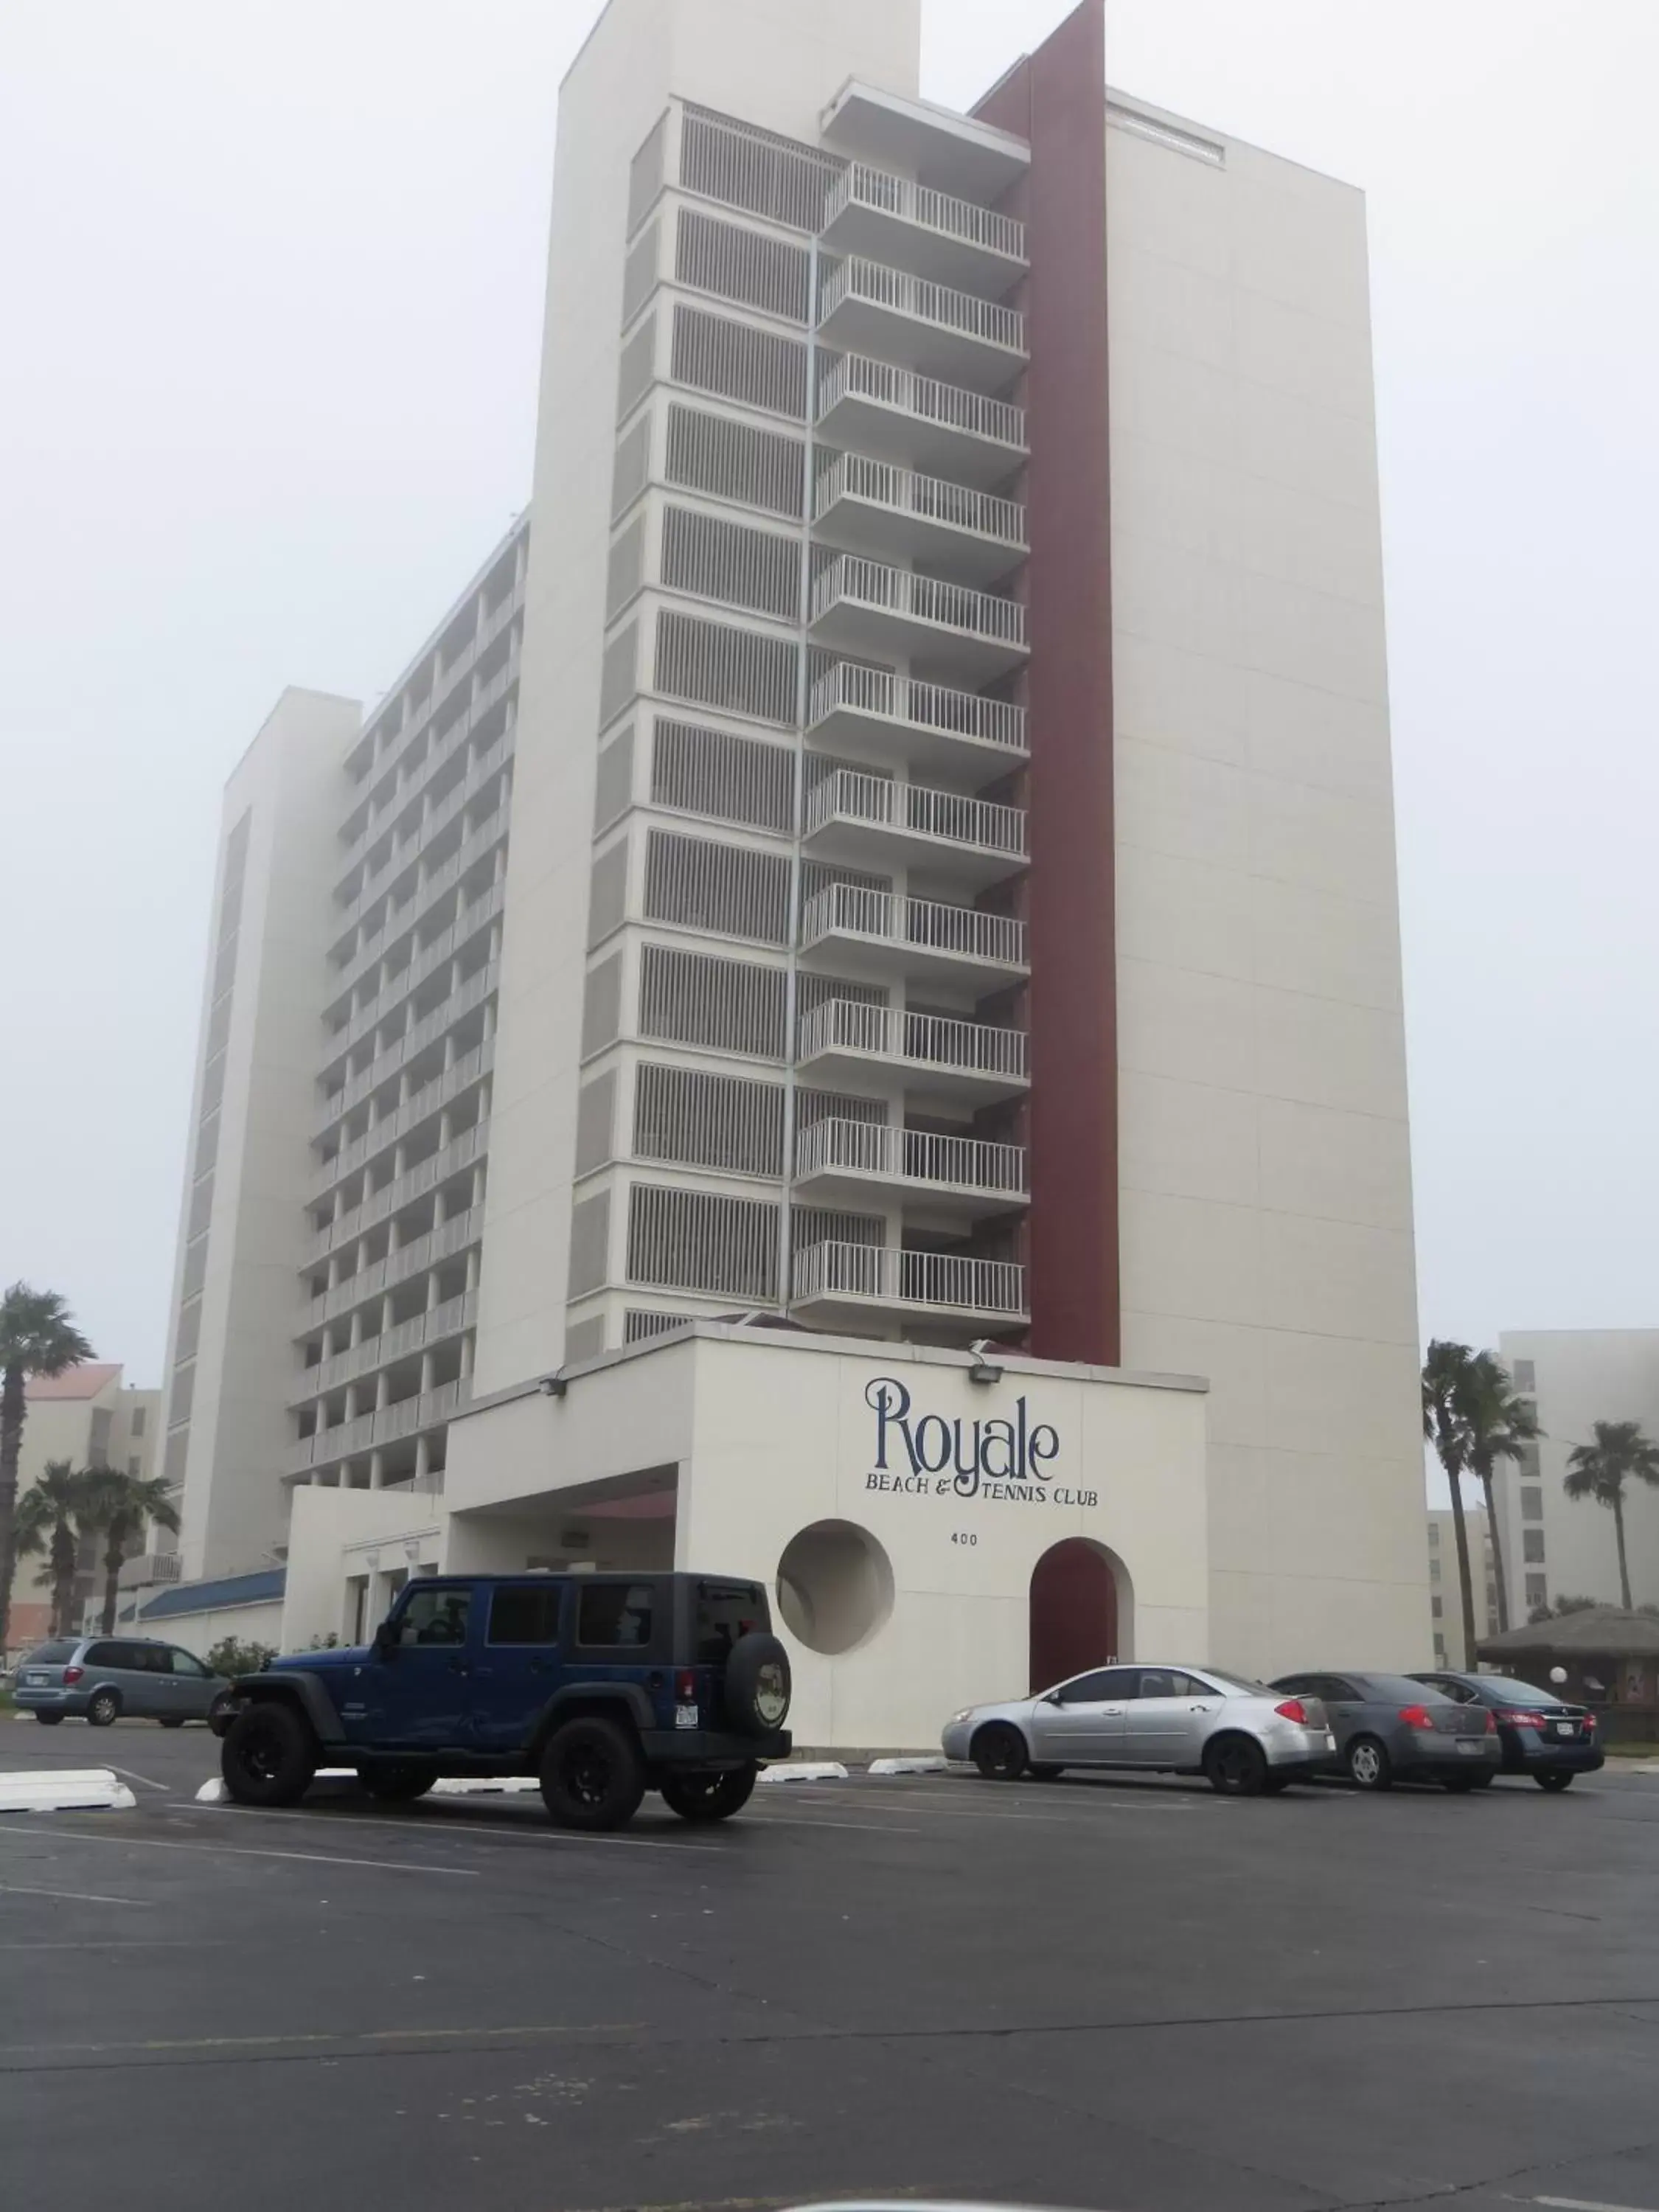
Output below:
[154,0,1427,1714]
[1425,1506,1498,1666]
[6,1364,161,1651]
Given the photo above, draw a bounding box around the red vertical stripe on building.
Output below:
[976,1,1118,1365]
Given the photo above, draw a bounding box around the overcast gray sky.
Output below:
[3,1,1656,1399]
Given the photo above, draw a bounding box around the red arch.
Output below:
[1029,1539,1119,1693]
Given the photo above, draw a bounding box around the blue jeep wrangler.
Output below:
[217,1573,791,1829]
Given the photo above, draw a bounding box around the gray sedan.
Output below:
[1270,1670,1500,1791]
[942,1663,1336,1795]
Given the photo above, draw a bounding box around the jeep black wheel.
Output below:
[361,1763,437,1804]
[660,1764,758,1823]
[723,1633,791,1739]
[221,1701,319,1807]
[539,1717,646,1832]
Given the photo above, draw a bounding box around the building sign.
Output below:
[863,1377,1098,1506]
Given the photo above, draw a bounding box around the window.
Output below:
[1431,1596,1443,1619]
[24,1640,80,1665]
[169,1648,212,1678]
[131,1406,147,1437]
[394,1587,471,1647]
[128,1456,142,1477]
[1429,1557,1441,1582]
[1433,1634,1446,1660]
[1427,1524,1439,1547]
[1054,1668,1138,1704]
[1525,1573,1548,1607]
[1512,1359,1535,1391]
[487,1585,566,1646]
[1137,1669,1217,1700]
[695,1580,767,1661]
[1521,1486,1543,1522]
[1523,1528,1546,1563]
[578,1582,655,1647]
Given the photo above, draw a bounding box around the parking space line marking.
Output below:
[173,1804,722,1854]
[0,1880,145,1906]
[748,1812,925,1835]
[0,2020,645,2059]
[0,1823,478,1878]
[106,1765,172,1792]
[1534,2198,1659,2212]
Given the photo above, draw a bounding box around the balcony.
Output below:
[290,1380,472,1478]
[819,162,1026,296]
[809,664,1027,780]
[337,707,515,908]
[814,453,1025,584]
[817,257,1026,393]
[804,768,1026,888]
[795,1118,1026,1219]
[308,1040,495,1208]
[800,880,1026,991]
[316,961,498,1135]
[310,1121,490,1264]
[309,1205,485,1330]
[791,1241,1028,1329]
[797,999,1029,1105]
[810,554,1026,683]
[292,1290,479,1407]
[816,353,1026,490]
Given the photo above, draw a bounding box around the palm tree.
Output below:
[0,1284,94,1656]
[1422,1339,1480,1667]
[1562,1420,1659,1610]
[79,1469,181,1637]
[1462,1351,1543,1634]
[13,1461,100,1638]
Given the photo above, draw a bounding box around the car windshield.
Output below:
[1485,1679,1567,1709]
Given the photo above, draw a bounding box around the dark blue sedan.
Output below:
[1408,1671,1603,1790]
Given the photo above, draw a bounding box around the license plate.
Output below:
[1555,1722,1574,1737]
[675,1705,699,1729]
[1456,1739,1483,1756]
[24,1672,46,1686]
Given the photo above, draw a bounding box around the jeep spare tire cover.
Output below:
[724,1632,791,1736]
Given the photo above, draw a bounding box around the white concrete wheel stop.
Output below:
[0,1768,137,1815]
[867,1756,947,1776]
[757,1761,850,1784]
[196,1772,547,1804]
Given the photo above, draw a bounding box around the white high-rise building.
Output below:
[153,0,1428,1728]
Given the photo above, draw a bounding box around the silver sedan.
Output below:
[942,1663,1336,1795]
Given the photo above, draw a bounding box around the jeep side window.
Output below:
[394,1587,472,1648]
[487,1584,565,1646]
[577,1582,654,1647]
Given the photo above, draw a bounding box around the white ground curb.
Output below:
[196,1768,355,1804]
[0,1767,137,1815]
[198,1772,546,1804]
[757,1761,850,1784]
[866,1756,947,1776]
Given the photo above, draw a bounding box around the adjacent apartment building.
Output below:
[153,0,1428,1725]
[1486,1332,1659,1624]
[7,1365,160,1649]
[1426,1506,1498,1666]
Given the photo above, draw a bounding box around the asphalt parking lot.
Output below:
[3,1720,1659,2212]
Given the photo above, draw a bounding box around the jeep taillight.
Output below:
[675,1669,698,1703]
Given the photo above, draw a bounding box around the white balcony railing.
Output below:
[814,453,1026,552]
[823,163,1027,267]
[801,880,1026,971]
[310,1121,490,1265]
[818,257,1026,359]
[339,657,517,889]
[342,731,513,933]
[310,1206,485,1329]
[116,1551,183,1590]
[796,1117,1026,1200]
[810,663,1027,756]
[297,1290,478,1405]
[336,874,504,1010]
[316,961,498,1134]
[792,1241,1026,1319]
[327,874,504,1065]
[811,554,1026,653]
[797,998,1029,1086]
[352,585,521,815]
[805,768,1026,860]
[816,352,1026,455]
[308,1040,495,1208]
[290,1380,473,1477]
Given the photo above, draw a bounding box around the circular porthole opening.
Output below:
[775,1520,894,1655]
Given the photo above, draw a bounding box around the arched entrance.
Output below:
[1029,1539,1129,1692]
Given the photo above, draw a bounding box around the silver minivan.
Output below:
[13,1636,229,1727]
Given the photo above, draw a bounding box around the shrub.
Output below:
[204,1636,276,1678]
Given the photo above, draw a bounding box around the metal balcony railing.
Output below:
[814,453,1026,552]
[116,1551,182,1590]
[822,163,1026,267]
[792,1241,1027,1318]
[309,1122,490,1265]
[797,998,1029,1085]
[296,1290,478,1405]
[805,768,1026,860]
[809,664,1027,756]
[307,1040,495,1207]
[811,554,1026,653]
[796,1117,1026,1200]
[290,1380,472,1476]
[816,352,1026,454]
[818,257,1026,358]
[801,880,1026,970]
[310,1206,484,1329]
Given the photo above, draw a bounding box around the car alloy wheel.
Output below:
[86,1690,121,1728]
[1203,1734,1268,1796]
[1347,1736,1391,1790]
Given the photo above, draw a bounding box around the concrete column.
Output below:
[427,1272,442,1313]
[381,1294,395,1336]
[392,1143,407,1180]
[332,1188,345,1225]
[414,1434,431,1487]
[471,1164,485,1210]
[438,1109,453,1150]
[459,1332,475,1379]
[348,1310,364,1349]
[375,1372,392,1413]
[465,1248,480,1294]
[419,1352,436,1397]
[343,1385,358,1422]
[327,1255,342,1292]
[369,1451,385,1492]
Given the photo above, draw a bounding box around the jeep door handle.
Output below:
[447,1659,468,1675]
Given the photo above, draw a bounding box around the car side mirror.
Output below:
[1042,1689,1062,1705]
